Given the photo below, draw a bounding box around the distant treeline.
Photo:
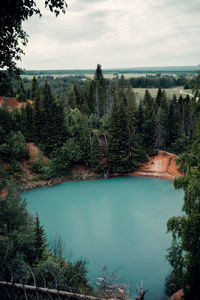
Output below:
[130,75,186,88]
[22,65,198,76]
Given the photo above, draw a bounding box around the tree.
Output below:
[30,76,38,100]
[89,133,104,172]
[142,90,156,154]
[166,96,181,152]
[94,64,107,118]
[0,130,28,161]
[166,89,200,299]
[154,108,166,149]
[16,79,26,102]
[33,84,43,143]
[0,72,14,96]
[41,82,66,155]
[33,214,47,263]
[108,96,130,173]
[0,0,67,71]
[24,102,35,141]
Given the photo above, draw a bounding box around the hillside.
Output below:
[130,150,182,180]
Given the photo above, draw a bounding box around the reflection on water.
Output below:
[23,177,183,300]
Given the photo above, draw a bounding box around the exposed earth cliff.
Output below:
[129,150,182,180]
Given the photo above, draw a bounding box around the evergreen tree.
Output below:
[41,82,66,155]
[89,133,104,172]
[94,64,106,118]
[142,90,156,154]
[24,102,35,141]
[34,86,43,143]
[16,79,26,102]
[30,75,38,100]
[155,88,162,107]
[87,79,96,114]
[0,72,14,97]
[154,108,166,149]
[11,108,22,132]
[166,95,181,151]
[33,214,47,263]
[108,96,130,173]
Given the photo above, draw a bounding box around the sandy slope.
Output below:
[129,150,183,180]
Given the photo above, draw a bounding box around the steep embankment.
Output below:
[0,96,33,110]
[20,143,100,191]
[129,150,182,180]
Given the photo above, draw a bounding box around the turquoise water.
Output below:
[23,177,184,300]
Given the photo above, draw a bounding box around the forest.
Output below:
[0,64,200,299]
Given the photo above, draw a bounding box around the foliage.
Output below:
[166,90,200,298]
[0,0,67,71]
[0,184,93,296]
[89,133,104,172]
[31,152,54,179]
[0,130,28,161]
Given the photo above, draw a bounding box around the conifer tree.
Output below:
[24,102,35,141]
[166,95,181,150]
[108,96,130,173]
[89,133,104,172]
[34,214,47,263]
[126,95,146,168]
[16,79,26,102]
[142,90,156,154]
[41,82,66,155]
[34,87,43,143]
[20,104,28,137]
[87,80,96,114]
[30,75,38,100]
[68,85,77,108]
[94,64,106,118]
[154,108,166,149]
[155,88,162,107]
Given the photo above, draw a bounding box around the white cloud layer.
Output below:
[20,0,200,69]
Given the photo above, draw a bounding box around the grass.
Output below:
[133,86,192,103]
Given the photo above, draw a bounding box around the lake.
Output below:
[22,176,184,300]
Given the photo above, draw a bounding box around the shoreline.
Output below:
[2,149,183,194]
[20,170,177,193]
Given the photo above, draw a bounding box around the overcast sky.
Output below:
[19,0,200,70]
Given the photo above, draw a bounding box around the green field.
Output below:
[133,87,192,102]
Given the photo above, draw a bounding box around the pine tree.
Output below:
[89,133,104,172]
[30,76,38,100]
[166,95,181,150]
[34,87,43,143]
[41,82,66,155]
[94,64,106,118]
[154,108,166,149]
[68,85,77,108]
[155,88,162,107]
[108,96,129,173]
[25,102,35,141]
[142,90,156,154]
[16,79,26,102]
[34,214,47,263]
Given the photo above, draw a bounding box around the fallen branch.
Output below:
[0,281,117,300]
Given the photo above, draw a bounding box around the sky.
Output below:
[19,0,200,70]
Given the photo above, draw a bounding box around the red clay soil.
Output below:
[170,289,184,300]
[0,188,8,200]
[27,142,48,162]
[71,164,98,179]
[0,96,33,111]
[129,150,183,180]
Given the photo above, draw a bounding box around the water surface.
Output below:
[23,177,183,300]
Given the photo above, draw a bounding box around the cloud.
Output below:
[20,0,200,69]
